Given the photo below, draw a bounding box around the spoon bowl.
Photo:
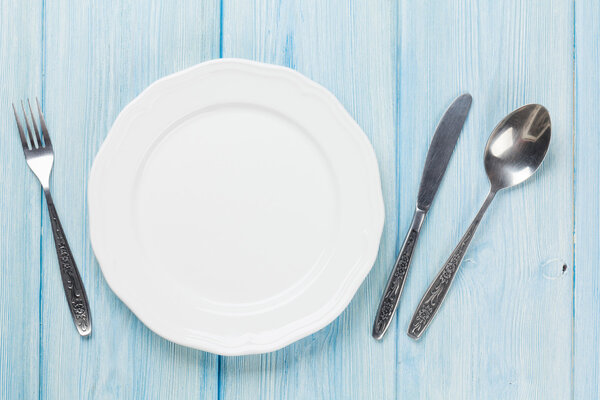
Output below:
[484,104,551,190]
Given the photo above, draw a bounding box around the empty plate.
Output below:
[88,59,384,355]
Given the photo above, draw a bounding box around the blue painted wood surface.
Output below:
[0,0,594,398]
[575,0,600,398]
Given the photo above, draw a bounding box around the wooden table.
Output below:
[1,1,597,398]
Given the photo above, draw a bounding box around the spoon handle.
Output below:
[408,190,496,339]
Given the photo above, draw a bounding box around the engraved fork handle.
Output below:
[44,190,92,336]
[372,208,426,339]
[408,190,496,339]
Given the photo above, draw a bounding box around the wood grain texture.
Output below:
[574,0,600,398]
[219,0,399,399]
[0,0,597,398]
[394,1,573,399]
[0,1,42,399]
[37,1,220,398]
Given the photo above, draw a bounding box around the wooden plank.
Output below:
[574,0,600,397]
[0,0,42,398]
[396,1,573,398]
[219,0,399,398]
[39,1,220,398]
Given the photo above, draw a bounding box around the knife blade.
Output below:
[417,94,472,211]
[372,93,472,340]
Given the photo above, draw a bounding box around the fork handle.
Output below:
[44,191,92,336]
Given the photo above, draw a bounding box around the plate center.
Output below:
[133,104,338,307]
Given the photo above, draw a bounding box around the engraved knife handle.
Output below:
[408,190,496,339]
[372,209,426,340]
[45,191,92,336]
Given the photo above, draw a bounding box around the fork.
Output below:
[13,99,91,336]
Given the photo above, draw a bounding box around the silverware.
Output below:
[12,99,92,336]
[408,104,551,339]
[372,94,472,340]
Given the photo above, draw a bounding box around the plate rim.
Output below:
[88,58,385,355]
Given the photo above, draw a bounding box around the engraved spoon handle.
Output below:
[45,190,92,336]
[372,209,426,339]
[408,190,496,339]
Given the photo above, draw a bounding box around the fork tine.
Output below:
[12,103,30,150]
[27,99,43,147]
[21,101,38,148]
[35,98,51,147]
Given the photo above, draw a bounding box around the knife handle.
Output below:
[372,209,426,340]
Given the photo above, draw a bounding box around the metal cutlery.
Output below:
[408,104,551,339]
[372,94,472,340]
[12,99,92,336]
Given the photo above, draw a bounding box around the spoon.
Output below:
[407,104,551,339]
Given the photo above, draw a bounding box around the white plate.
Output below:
[89,59,384,355]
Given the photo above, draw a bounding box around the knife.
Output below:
[372,93,472,340]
